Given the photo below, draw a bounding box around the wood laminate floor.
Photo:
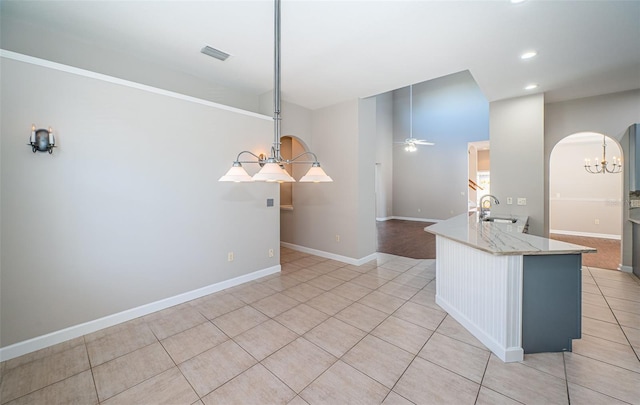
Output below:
[550,234,621,271]
[377,220,622,271]
[376,220,436,259]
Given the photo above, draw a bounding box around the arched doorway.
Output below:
[279,135,309,208]
[549,132,623,270]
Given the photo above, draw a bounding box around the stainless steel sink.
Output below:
[481,216,517,223]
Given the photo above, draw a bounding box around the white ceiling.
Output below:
[2,0,639,110]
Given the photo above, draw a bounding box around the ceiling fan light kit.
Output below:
[396,85,434,152]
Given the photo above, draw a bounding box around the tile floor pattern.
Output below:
[1,248,639,404]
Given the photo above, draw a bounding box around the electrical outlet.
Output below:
[268,248,274,257]
[506,197,513,205]
[335,235,340,242]
[417,208,421,213]
[517,198,527,206]
[228,252,234,262]
[595,219,600,225]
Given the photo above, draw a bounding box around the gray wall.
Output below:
[1,56,279,347]
[356,97,378,258]
[375,92,394,220]
[545,89,640,269]
[392,71,490,221]
[490,94,545,236]
[1,13,260,113]
[279,98,376,261]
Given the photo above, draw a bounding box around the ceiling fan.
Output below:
[394,84,435,152]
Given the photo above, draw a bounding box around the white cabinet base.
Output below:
[435,236,524,362]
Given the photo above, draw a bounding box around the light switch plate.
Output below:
[506,197,513,205]
[517,198,527,206]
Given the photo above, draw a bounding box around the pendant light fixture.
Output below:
[219,0,332,183]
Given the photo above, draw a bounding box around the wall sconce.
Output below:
[29,124,56,154]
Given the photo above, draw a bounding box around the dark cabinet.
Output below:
[634,222,639,278]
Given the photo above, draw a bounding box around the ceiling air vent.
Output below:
[201,45,230,61]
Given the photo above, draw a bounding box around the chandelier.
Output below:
[219,0,332,183]
[584,135,622,174]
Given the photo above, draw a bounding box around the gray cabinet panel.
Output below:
[522,254,582,353]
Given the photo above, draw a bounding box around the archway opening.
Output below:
[549,132,623,270]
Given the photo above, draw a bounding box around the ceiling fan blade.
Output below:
[414,140,435,145]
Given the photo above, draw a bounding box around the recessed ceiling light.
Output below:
[524,84,538,90]
[511,0,526,4]
[521,50,537,60]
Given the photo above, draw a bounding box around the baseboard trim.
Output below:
[619,265,633,273]
[550,229,621,240]
[0,265,281,362]
[379,216,441,223]
[436,295,523,363]
[280,242,377,266]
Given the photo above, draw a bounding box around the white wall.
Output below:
[1,55,280,349]
[550,136,622,238]
[490,94,545,236]
[392,71,490,221]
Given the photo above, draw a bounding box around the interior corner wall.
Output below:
[357,97,378,258]
[0,56,279,348]
[392,71,490,221]
[375,91,394,220]
[490,94,545,236]
[544,89,640,268]
[280,99,376,261]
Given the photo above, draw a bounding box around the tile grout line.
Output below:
[249,257,431,402]
[563,352,571,404]
[588,267,640,363]
[83,336,101,405]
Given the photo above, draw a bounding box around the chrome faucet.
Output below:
[479,195,499,219]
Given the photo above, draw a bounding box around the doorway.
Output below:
[468,141,490,213]
[549,132,623,270]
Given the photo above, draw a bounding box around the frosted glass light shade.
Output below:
[252,162,295,182]
[299,165,333,183]
[219,164,254,182]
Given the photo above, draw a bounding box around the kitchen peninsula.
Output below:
[425,213,595,363]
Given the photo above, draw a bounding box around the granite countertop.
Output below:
[425,213,597,256]
[629,208,640,225]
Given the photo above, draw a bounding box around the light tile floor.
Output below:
[1,248,639,404]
